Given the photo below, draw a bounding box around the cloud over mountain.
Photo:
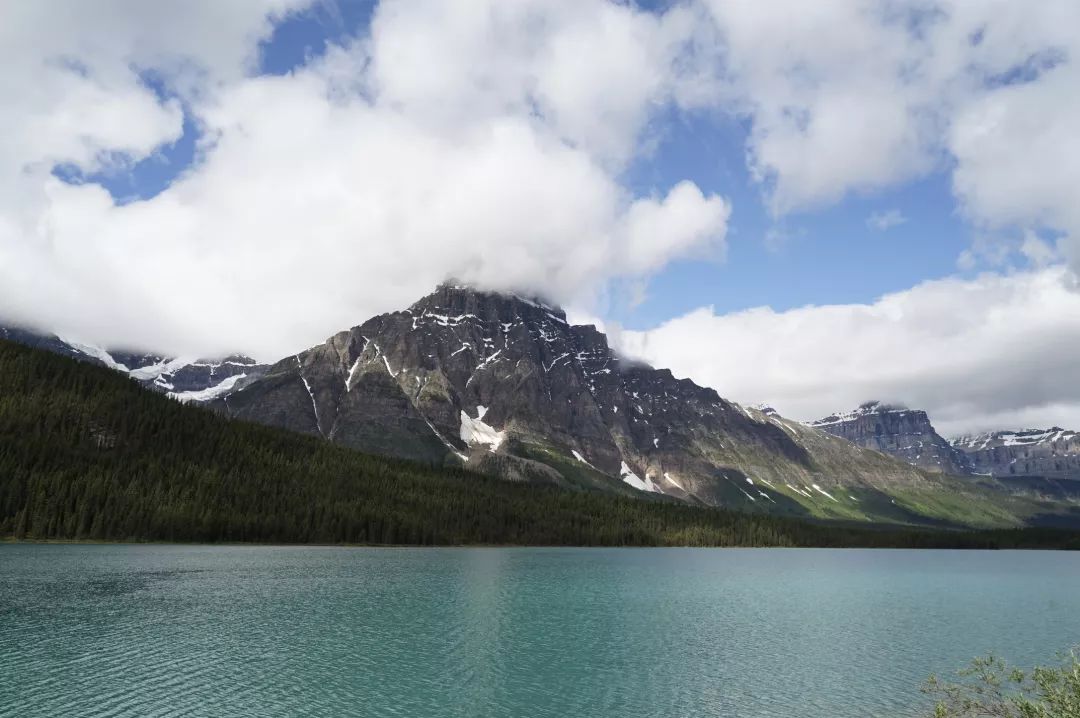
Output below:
[617,267,1080,436]
[0,0,727,358]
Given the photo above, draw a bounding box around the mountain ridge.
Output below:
[810,400,974,476]
[8,335,1080,545]
[811,399,1080,486]
[8,287,1080,527]
[208,285,1059,527]
[0,324,266,398]
[952,427,1080,482]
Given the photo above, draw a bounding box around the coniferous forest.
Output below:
[1,339,1077,549]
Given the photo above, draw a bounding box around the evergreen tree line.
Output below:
[1,339,1077,549]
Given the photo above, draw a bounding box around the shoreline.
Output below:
[3,537,1077,551]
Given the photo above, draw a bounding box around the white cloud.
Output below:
[700,0,944,214]
[698,0,1080,275]
[369,0,720,167]
[867,209,906,232]
[0,0,728,358]
[616,267,1080,436]
[1020,231,1060,267]
[949,59,1080,268]
[619,181,730,273]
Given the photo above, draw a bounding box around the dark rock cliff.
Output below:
[810,401,973,476]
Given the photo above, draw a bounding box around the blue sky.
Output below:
[5,0,1080,432]
[614,112,975,328]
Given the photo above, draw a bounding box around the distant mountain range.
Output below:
[0,325,265,400]
[5,285,1079,528]
[811,401,1080,502]
[952,428,1080,480]
[811,401,974,475]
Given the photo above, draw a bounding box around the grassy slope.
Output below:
[507,403,1075,530]
[519,437,1071,530]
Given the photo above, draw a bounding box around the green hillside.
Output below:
[1,339,1077,549]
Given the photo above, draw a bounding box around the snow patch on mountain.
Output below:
[345,356,364,392]
[57,336,128,371]
[460,406,504,451]
[170,373,247,403]
[663,471,684,490]
[811,483,838,502]
[295,355,323,435]
[571,450,593,467]
[129,356,195,381]
[620,461,659,493]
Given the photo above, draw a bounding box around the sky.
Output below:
[2,0,1080,436]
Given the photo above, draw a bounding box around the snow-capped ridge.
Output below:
[810,400,910,427]
[951,427,1079,450]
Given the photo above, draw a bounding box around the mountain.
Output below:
[811,401,974,476]
[0,324,265,399]
[952,428,1080,483]
[809,402,1080,504]
[208,285,1066,528]
[8,336,1078,547]
[4,289,1078,529]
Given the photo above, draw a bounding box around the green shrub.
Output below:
[924,652,1080,717]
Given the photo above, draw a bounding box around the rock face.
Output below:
[0,324,265,398]
[810,401,974,476]
[215,285,935,511]
[952,429,1080,482]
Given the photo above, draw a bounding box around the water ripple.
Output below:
[2,546,1079,717]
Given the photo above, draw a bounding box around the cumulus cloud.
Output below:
[616,267,1080,436]
[699,0,1080,275]
[368,0,720,167]
[867,209,906,232]
[700,0,944,213]
[1020,232,1060,267]
[0,0,728,358]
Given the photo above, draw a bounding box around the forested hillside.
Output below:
[1,340,1076,549]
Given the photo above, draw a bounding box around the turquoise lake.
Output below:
[2,545,1078,717]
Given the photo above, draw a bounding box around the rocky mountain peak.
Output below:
[812,400,911,427]
[811,401,972,475]
[213,284,940,515]
[411,283,570,327]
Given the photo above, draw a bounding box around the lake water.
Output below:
[1,545,1078,717]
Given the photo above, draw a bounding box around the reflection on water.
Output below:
[1,545,1078,718]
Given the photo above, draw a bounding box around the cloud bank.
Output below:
[700,0,1080,273]
[617,267,1080,436]
[0,0,728,358]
